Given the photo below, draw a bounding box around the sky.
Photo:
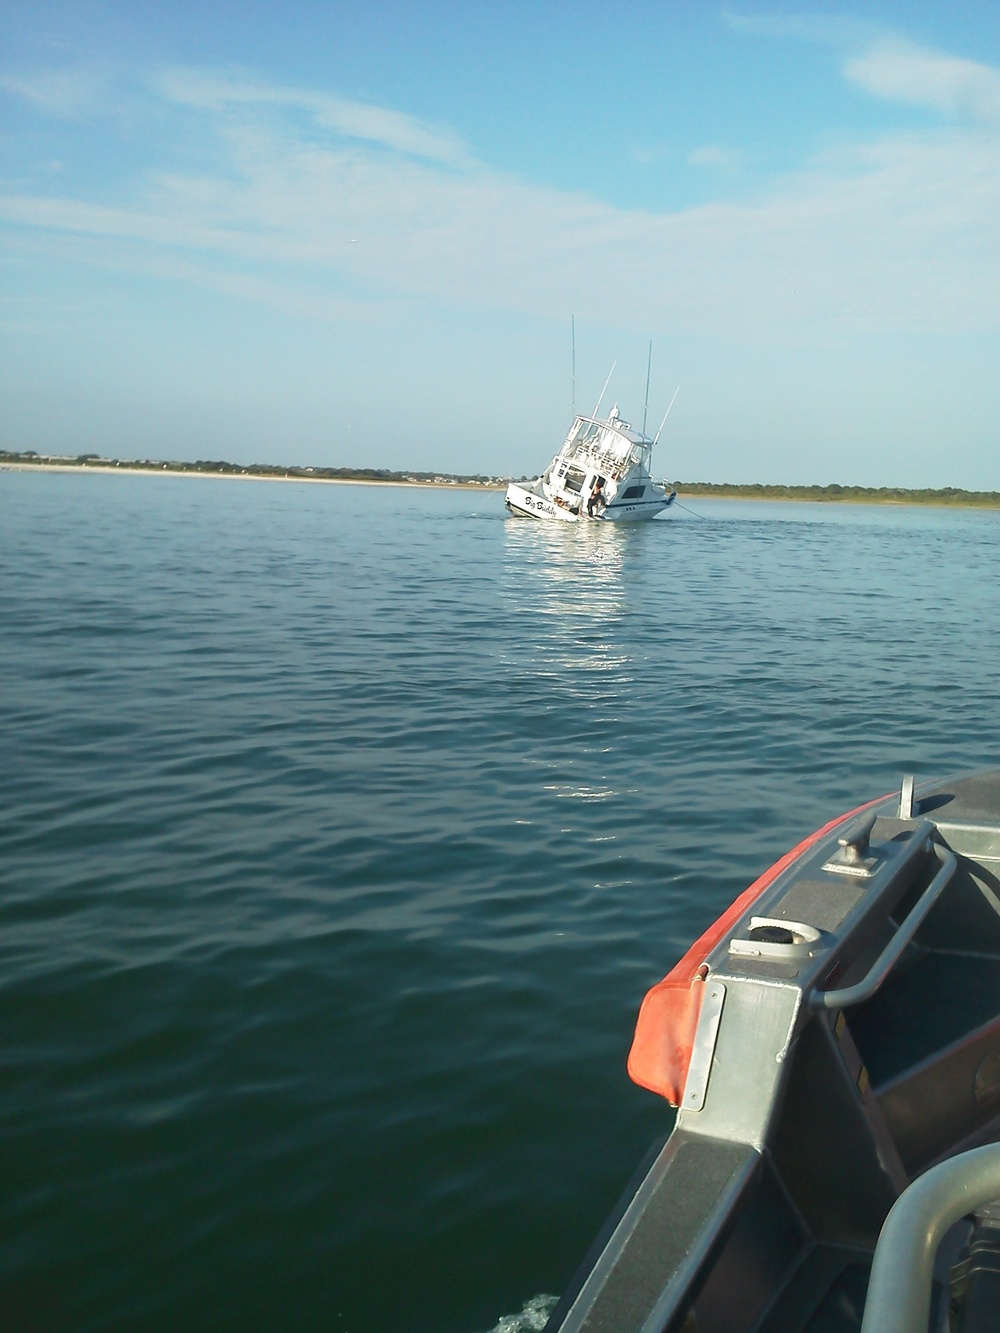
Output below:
[2,2,1000,486]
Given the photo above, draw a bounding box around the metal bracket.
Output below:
[683,982,726,1112]
[899,773,918,820]
[822,811,881,878]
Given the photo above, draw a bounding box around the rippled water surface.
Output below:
[2,471,1000,1331]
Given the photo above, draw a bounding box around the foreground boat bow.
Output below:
[545,772,1000,1333]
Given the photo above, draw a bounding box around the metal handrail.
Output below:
[860,1143,1000,1332]
[812,844,956,1010]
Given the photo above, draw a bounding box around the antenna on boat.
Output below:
[652,386,680,446]
[571,315,576,413]
[592,361,616,419]
[642,340,652,437]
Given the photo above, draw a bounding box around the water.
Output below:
[2,470,999,1332]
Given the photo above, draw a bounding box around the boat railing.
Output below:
[566,444,630,481]
[860,1142,1000,1332]
[812,841,956,1011]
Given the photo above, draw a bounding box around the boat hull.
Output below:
[505,482,674,522]
[602,492,675,521]
[504,482,579,521]
[544,771,1000,1333]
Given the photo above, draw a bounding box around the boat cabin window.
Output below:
[563,467,586,494]
[622,484,646,499]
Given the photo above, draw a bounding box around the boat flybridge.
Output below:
[505,405,677,523]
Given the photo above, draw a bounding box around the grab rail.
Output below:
[860,1143,1000,1333]
[812,844,957,1010]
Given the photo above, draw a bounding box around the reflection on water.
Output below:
[502,515,628,615]
[500,517,659,683]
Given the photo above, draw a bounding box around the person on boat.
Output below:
[587,477,606,518]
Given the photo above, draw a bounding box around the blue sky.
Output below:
[3,2,1000,486]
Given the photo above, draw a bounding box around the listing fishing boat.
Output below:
[544,771,1000,1332]
[505,403,677,523]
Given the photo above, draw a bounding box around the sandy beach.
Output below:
[0,461,505,491]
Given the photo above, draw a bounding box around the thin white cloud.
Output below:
[0,67,107,117]
[725,15,1000,123]
[722,12,876,46]
[156,66,471,165]
[688,144,743,169]
[846,40,1000,122]
[2,52,1000,340]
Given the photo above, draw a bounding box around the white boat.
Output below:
[505,404,676,523]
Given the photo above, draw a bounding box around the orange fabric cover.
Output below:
[626,797,886,1105]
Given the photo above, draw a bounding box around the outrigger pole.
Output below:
[642,340,652,437]
[592,361,617,419]
[571,316,576,413]
[652,385,680,446]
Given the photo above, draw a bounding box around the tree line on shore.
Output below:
[3,450,998,506]
[0,451,506,486]
[673,480,1000,505]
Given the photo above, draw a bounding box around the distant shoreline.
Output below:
[674,484,1000,509]
[0,459,504,492]
[2,455,998,509]
[674,487,1000,509]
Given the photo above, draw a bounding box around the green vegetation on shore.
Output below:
[0,450,507,487]
[2,451,997,507]
[673,480,1000,507]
